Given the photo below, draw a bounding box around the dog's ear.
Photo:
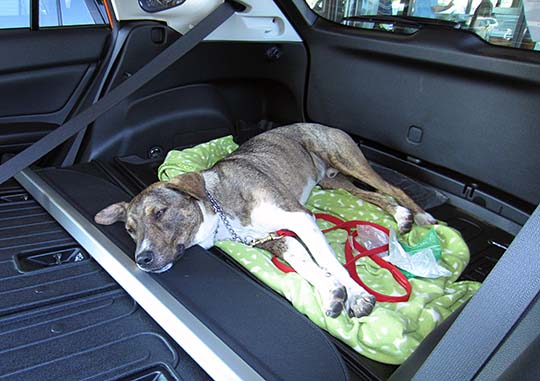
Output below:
[95,202,129,225]
[166,172,207,201]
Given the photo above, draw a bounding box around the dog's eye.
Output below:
[155,208,167,219]
[126,227,134,235]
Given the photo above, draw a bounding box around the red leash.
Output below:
[271,213,412,303]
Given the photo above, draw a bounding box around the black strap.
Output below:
[413,206,540,380]
[0,1,235,185]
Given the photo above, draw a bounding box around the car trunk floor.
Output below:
[0,179,209,381]
[3,154,517,381]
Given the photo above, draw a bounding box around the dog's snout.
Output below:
[136,250,154,266]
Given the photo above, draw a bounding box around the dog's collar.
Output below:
[206,190,250,245]
[205,191,286,247]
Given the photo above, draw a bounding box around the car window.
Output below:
[0,0,30,28]
[306,0,540,52]
[0,0,107,29]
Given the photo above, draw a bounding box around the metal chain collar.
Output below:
[205,190,250,245]
[205,190,284,247]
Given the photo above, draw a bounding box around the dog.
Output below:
[95,123,436,318]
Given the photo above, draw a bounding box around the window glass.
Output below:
[60,0,96,26]
[0,0,30,29]
[40,0,105,27]
[0,0,106,29]
[39,0,59,27]
[307,0,540,51]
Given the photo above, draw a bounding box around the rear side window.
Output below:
[0,0,30,28]
[0,0,107,29]
[307,0,540,52]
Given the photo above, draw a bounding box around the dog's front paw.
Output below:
[394,206,414,234]
[347,293,376,318]
[414,212,437,226]
[323,284,348,318]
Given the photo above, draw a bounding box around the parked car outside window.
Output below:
[307,0,540,51]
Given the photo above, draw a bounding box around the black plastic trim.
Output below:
[358,141,530,231]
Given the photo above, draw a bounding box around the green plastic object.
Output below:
[400,228,443,278]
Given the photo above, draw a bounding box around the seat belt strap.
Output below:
[413,206,540,381]
[0,1,236,185]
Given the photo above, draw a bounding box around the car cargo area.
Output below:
[0,0,538,380]
[0,137,522,380]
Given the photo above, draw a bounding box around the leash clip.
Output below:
[248,232,284,247]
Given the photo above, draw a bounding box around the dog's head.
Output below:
[94,172,207,273]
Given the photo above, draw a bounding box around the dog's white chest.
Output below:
[199,201,291,245]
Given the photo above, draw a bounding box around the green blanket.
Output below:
[158,136,481,365]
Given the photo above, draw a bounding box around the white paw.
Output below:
[394,205,413,234]
[414,212,437,226]
[322,283,347,318]
[346,292,376,318]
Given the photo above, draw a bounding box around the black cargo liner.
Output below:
[0,290,207,381]
[0,180,209,381]
[0,186,115,316]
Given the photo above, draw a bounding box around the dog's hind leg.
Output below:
[320,174,414,234]
[257,237,348,318]
[307,127,437,230]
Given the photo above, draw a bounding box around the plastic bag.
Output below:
[356,224,389,251]
[386,229,451,278]
[355,225,451,279]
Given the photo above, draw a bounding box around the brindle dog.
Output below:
[95,123,436,318]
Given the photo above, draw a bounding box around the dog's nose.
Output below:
[136,250,154,266]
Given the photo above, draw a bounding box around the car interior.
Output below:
[0,0,538,380]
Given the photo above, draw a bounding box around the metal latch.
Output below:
[463,183,478,200]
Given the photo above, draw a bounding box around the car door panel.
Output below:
[0,64,93,117]
[302,18,540,205]
[0,28,109,73]
[0,27,109,155]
